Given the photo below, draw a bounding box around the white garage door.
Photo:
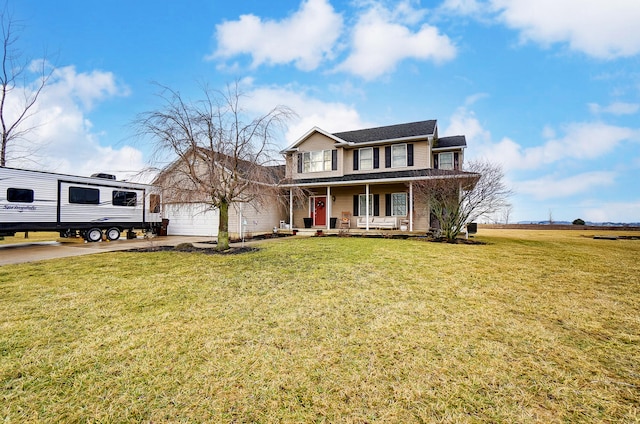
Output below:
[164,203,219,237]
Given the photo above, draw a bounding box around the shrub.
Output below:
[174,242,194,251]
[573,218,586,225]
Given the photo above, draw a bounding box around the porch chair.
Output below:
[340,211,351,229]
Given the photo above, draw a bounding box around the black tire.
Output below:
[85,227,103,243]
[106,227,121,241]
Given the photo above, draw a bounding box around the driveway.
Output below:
[0,236,217,266]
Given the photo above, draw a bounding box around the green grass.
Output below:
[1,230,639,422]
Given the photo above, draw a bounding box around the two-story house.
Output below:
[280,119,471,232]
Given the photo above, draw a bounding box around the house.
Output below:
[279,119,474,231]
[154,148,285,237]
[156,119,474,236]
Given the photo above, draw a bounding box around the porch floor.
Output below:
[281,227,422,237]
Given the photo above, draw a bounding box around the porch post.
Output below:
[409,182,414,232]
[289,189,293,229]
[326,186,331,230]
[365,183,370,231]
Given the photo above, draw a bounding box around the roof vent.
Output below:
[91,172,116,180]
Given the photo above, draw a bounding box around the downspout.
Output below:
[326,186,331,230]
[365,183,370,231]
[409,182,414,232]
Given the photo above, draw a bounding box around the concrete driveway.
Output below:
[0,236,217,266]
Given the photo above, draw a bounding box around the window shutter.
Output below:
[385,193,391,216]
[353,150,359,171]
[454,152,459,170]
[373,147,379,169]
[374,194,380,216]
[297,153,303,173]
[353,195,359,216]
[332,149,338,171]
[385,146,391,168]
[434,154,439,169]
[407,143,414,166]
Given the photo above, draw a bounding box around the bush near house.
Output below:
[1,229,639,422]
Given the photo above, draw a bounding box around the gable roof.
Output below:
[434,135,466,149]
[281,120,439,153]
[332,120,437,144]
[154,147,284,186]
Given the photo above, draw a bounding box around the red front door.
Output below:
[314,196,326,226]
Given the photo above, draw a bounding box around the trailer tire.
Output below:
[106,227,121,241]
[85,228,103,243]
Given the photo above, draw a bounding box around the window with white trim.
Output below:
[359,147,373,170]
[439,152,454,170]
[391,193,407,216]
[391,144,407,168]
[302,149,332,173]
[358,194,373,216]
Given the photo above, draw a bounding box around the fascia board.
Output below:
[280,127,345,153]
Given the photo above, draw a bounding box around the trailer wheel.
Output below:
[85,228,103,243]
[106,227,121,241]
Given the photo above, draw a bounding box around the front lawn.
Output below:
[1,230,639,422]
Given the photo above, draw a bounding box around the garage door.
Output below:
[164,203,219,237]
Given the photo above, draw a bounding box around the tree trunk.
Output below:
[217,200,230,251]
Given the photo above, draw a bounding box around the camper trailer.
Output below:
[0,167,162,242]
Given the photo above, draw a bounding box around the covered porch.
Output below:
[283,180,427,233]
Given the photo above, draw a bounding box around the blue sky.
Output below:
[8,0,640,223]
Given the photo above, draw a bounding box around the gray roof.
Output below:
[333,120,437,144]
[285,168,477,186]
[435,135,466,148]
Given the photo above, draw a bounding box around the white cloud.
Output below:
[240,83,374,147]
[589,101,640,116]
[445,0,640,59]
[446,106,640,170]
[581,200,640,223]
[212,0,343,71]
[7,66,144,180]
[336,3,456,80]
[515,171,616,200]
[441,0,484,16]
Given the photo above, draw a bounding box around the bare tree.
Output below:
[413,160,512,240]
[0,5,52,166]
[501,202,513,224]
[137,82,295,250]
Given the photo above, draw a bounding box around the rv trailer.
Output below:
[0,166,162,242]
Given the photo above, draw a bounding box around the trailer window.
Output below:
[7,188,34,203]
[112,190,137,207]
[69,187,100,204]
[150,194,160,213]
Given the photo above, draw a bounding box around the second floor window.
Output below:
[359,147,373,170]
[303,150,332,173]
[439,152,454,170]
[391,144,407,168]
